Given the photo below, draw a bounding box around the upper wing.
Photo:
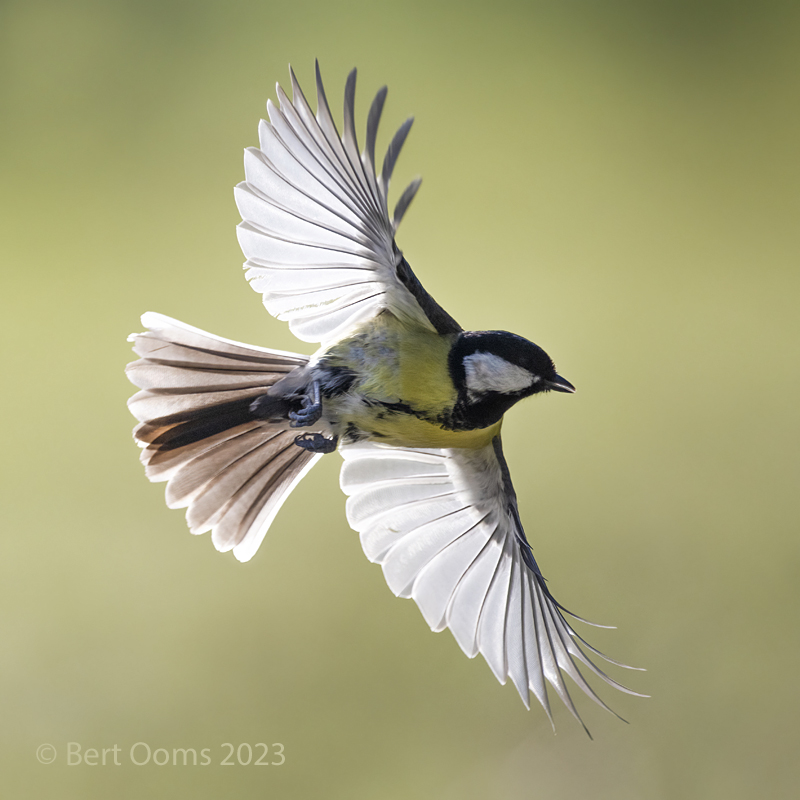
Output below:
[339,436,644,732]
[235,62,461,346]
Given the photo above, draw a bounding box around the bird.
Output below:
[126,62,643,734]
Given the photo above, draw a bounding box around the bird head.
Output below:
[448,331,574,429]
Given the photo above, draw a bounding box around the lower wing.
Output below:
[339,437,645,733]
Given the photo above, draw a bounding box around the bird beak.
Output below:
[546,374,576,393]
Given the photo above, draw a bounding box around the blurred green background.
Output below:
[2,0,799,797]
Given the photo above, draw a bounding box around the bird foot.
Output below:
[293,433,338,454]
[289,381,323,428]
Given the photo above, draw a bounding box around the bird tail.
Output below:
[126,312,321,562]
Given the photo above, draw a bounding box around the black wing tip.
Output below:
[365,85,389,169]
[392,177,423,230]
[393,116,414,142]
[369,86,389,127]
[344,68,357,103]
[383,117,415,183]
[370,87,388,122]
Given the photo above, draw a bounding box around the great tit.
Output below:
[127,63,643,733]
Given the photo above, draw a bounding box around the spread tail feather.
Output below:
[126,313,321,562]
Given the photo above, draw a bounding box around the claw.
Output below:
[289,380,323,427]
[294,433,338,454]
[289,404,323,428]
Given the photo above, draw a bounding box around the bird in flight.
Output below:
[126,62,643,733]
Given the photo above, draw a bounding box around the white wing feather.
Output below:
[340,440,645,731]
[236,63,434,345]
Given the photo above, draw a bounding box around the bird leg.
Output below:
[289,380,323,428]
[288,380,337,452]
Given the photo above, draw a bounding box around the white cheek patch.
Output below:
[463,352,535,395]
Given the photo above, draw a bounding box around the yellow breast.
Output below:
[321,313,500,449]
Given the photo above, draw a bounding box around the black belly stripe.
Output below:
[379,400,415,415]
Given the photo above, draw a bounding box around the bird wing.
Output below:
[235,62,461,346]
[339,435,644,731]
